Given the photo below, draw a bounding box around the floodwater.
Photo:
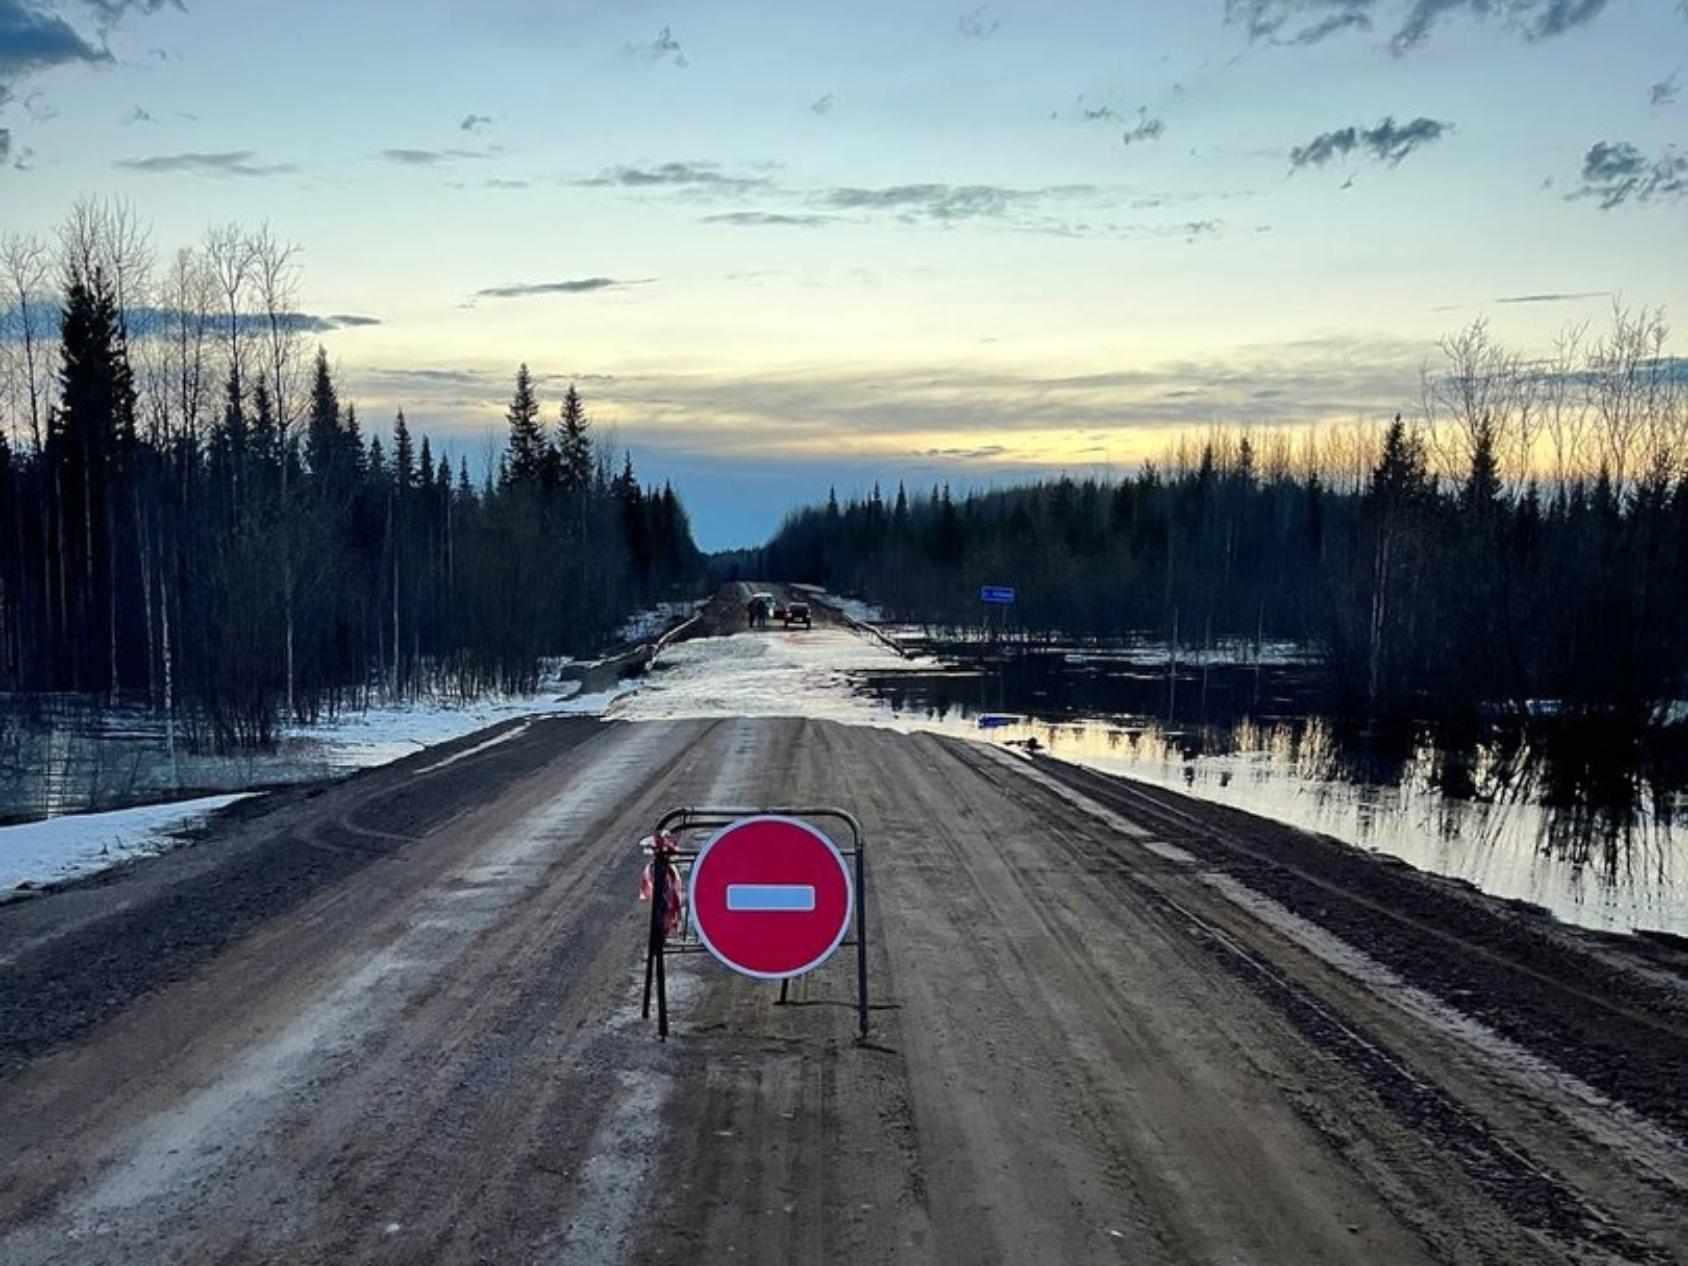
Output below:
[5,634,1684,939]
[0,672,613,824]
[854,639,1687,939]
[0,697,350,824]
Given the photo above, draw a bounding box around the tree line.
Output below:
[0,201,701,749]
[753,310,1688,724]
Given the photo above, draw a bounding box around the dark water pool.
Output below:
[854,641,1687,937]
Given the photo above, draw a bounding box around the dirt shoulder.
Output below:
[1024,752,1688,1140]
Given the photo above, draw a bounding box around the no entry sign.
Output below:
[690,815,854,979]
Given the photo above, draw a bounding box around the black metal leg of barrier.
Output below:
[655,926,669,1040]
[641,935,656,1021]
[777,978,789,1005]
[642,862,663,1021]
[855,845,869,1042]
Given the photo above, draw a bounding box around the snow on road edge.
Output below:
[0,794,255,893]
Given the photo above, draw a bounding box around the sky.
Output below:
[2,0,1685,549]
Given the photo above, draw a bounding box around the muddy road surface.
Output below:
[1,700,1685,1261]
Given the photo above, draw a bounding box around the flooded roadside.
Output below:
[853,638,1687,938]
[0,674,627,825]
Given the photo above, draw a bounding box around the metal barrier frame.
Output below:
[642,806,868,1042]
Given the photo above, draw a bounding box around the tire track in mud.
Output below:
[0,716,602,1078]
[1022,751,1688,1155]
[625,718,881,1266]
[0,720,716,1265]
[953,741,1679,1266]
[288,719,729,1265]
[818,726,1444,1265]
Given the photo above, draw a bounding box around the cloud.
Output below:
[164,309,373,335]
[379,147,494,166]
[785,181,1249,242]
[1121,110,1166,146]
[1652,71,1681,109]
[578,161,770,192]
[115,150,298,177]
[920,446,1007,459]
[483,177,529,190]
[0,0,110,96]
[0,127,9,165]
[820,182,1093,222]
[460,113,493,132]
[1570,140,1688,208]
[627,25,686,67]
[701,211,836,228]
[1493,291,1609,304]
[2,306,379,339]
[77,0,183,34]
[1,0,183,105]
[472,277,651,300]
[1224,0,1617,53]
[366,367,490,389]
[123,104,154,124]
[1288,10,1374,43]
[956,5,1000,38]
[488,334,1436,464]
[809,92,835,115]
[1289,116,1452,169]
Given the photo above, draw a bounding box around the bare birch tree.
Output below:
[252,226,306,714]
[205,223,256,405]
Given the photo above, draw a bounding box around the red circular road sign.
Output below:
[690,815,854,980]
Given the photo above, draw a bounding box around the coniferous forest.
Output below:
[0,204,701,749]
[758,311,1688,726]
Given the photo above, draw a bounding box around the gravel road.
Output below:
[1,621,1684,1263]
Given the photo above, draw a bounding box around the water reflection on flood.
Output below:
[859,655,1685,938]
[0,697,369,824]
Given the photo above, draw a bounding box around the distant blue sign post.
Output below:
[980,585,1016,605]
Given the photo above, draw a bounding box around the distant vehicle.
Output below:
[747,592,776,629]
[784,600,812,629]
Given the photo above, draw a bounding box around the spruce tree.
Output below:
[305,347,339,476]
[557,384,593,493]
[505,364,545,486]
[393,410,416,495]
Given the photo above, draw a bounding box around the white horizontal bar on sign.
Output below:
[726,884,816,912]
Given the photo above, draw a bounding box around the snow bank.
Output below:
[1,793,253,892]
[616,600,706,646]
[286,677,638,771]
[791,585,886,624]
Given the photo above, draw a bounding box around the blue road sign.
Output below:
[980,585,1016,605]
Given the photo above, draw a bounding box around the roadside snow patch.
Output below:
[415,722,531,773]
[287,678,633,770]
[616,599,705,645]
[792,584,885,624]
[0,794,254,892]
